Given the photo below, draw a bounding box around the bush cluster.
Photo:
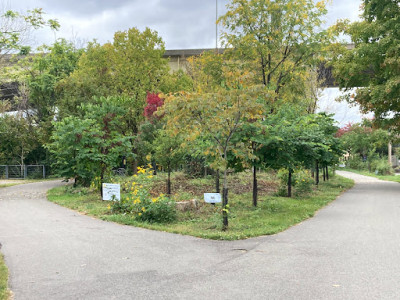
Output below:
[109,166,177,223]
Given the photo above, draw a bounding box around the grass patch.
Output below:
[342,168,400,183]
[47,172,354,240]
[0,184,19,188]
[0,179,57,189]
[0,254,9,300]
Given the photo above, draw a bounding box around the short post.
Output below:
[43,165,46,179]
[24,165,27,179]
[5,166,8,179]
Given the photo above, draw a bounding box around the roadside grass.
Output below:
[47,172,354,240]
[0,179,57,189]
[341,168,400,183]
[0,254,9,300]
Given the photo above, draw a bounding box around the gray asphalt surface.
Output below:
[0,172,400,299]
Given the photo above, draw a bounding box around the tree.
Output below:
[219,0,331,98]
[58,27,169,173]
[153,129,184,195]
[48,96,132,187]
[218,0,334,203]
[0,7,59,58]
[331,0,400,129]
[162,67,264,230]
[257,108,341,196]
[0,114,37,165]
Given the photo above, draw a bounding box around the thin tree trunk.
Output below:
[222,187,228,231]
[315,160,319,186]
[152,161,157,175]
[326,166,329,180]
[288,169,292,197]
[167,166,171,195]
[253,165,258,206]
[222,168,229,231]
[215,170,220,193]
[323,166,326,181]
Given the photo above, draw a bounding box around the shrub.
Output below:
[276,168,314,197]
[110,165,177,223]
[346,156,367,170]
[370,158,393,175]
[293,169,314,196]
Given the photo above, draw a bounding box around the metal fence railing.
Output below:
[0,165,46,179]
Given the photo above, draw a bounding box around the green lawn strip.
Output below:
[0,179,59,189]
[0,253,9,300]
[47,175,354,240]
[0,184,19,188]
[341,168,400,183]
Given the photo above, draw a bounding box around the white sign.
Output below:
[102,183,121,201]
[204,193,221,203]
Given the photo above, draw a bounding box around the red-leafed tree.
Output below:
[336,122,354,137]
[144,93,164,121]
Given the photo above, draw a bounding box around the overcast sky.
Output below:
[6,0,362,50]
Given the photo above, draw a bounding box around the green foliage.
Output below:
[153,129,184,173]
[339,123,389,157]
[346,156,367,170]
[111,166,176,223]
[0,7,59,56]
[369,158,393,175]
[276,168,314,197]
[0,114,37,164]
[219,0,334,103]
[58,27,168,122]
[47,96,132,186]
[331,0,400,129]
[0,253,9,300]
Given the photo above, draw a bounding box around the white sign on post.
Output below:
[102,183,121,201]
[204,193,221,203]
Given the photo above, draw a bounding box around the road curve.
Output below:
[0,173,400,299]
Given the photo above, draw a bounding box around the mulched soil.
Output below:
[149,173,279,197]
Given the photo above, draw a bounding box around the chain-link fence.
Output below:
[0,165,45,179]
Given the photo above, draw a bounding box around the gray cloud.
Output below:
[6,0,362,49]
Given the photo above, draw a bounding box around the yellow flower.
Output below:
[139,185,143,188]
[107,204,111,210]
[147,175,153,179]
[132,182,136,185]
[152,198,157,203]
[147,163,152,168]
[138,213,142,216]
[141,207,146,212]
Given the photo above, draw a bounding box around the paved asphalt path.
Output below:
[1,172,400,299]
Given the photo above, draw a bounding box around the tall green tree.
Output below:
[162,67,264,230]
[218,0,334,203]
[0,7,59,59]
[331,0,400,129]
[48,96,132,187]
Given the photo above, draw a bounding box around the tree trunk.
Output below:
[215,170,220,193]
[253,165,258,206]
[311,168,315,179]
[222,168,229,231]
[166,168,171,195]
[326,166,329,180]
[323,166,326,181]
[222,187,228,231]
[288,169,292,197]
[315,161,319,186]
[152,161,157,175]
